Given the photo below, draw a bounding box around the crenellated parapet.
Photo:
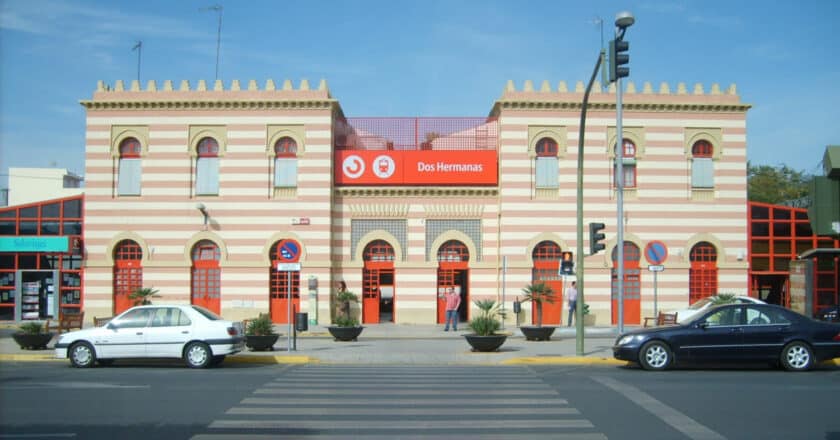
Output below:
[81,78,339,112]
[493,80,751,115]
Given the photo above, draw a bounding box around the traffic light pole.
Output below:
[575,49,604,356]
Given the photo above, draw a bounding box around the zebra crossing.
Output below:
[191,365,607,439]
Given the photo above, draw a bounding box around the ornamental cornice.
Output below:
[80,99,337,111]
[493,100,751,114]
[347,203,410,218]
[335,187,498,198]
[423,203,484,218]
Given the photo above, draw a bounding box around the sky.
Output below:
[1,0,839,189]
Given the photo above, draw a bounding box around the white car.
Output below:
[55,305,245,368]
[674,295,766,323]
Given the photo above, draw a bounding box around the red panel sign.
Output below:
[335,150,498,186]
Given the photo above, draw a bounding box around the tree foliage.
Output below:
[747,162,811,206]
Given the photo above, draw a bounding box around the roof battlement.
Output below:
[494,80,751,114]
[95,78,330,94]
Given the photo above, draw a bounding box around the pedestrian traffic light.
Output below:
[560,251,574,275]
[589,222,606,255]
[609,38,630,82]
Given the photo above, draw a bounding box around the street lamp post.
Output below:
[612,11,634,335]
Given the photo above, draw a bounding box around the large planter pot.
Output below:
[245,334,279,351]
[519,326,556,341]
[583,314,596,327]
[12,332,54,350]
[464,334,507,352]
[327,326,364,342]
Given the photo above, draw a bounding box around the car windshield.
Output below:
[191,305,222,321]
[688,298,711,310]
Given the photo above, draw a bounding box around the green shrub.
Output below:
[333,315,359,327]
[336,290,359,304]
[468,299,502,336]
[18,321,45,334]
[246,313,277,336]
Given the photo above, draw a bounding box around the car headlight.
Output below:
[617,335,642,346]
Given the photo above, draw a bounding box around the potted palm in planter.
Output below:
[464,299,507,352]
[244,313,279,351]
[328,289,364,341]
[12,321,54,350]
[582,303,596,326]
[519,282,557,341]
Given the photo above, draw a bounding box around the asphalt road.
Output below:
[1,361,838,440]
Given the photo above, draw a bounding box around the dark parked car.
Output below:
[613,303,840,371]
[816,305,840,323]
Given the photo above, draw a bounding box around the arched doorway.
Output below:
[690,242,718,304]
[269,239,301,324]
[191,240,221,314]
[362,240,396,324]
[531,241,564,325]
[113,240,142,315]
[436,240,469,324]
[611,242,641,325]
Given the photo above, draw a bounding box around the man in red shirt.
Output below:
[444,287,461,331]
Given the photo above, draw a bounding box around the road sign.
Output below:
[648,265,665,272]
[276,262,301,271]
[644,241,668,265]
[277,239,301,262]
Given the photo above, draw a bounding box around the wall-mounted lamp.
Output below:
[196,202,208,227]
[736,251,746,261]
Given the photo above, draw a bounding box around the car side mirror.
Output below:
[697,321,709,329]
[107,322,118,330]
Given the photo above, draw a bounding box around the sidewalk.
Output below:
[0,323,625,366]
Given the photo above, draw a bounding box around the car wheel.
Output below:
[639,340,672,371]
[69,342,96,368]
[184,342,212,369]
[210,355,226,366]
[781,341,814,372]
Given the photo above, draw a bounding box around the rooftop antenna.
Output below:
[131,41,142,82]
[200,5,223,80]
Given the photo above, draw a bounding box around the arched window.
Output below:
[196,137,220,195]
[274,137,298,188]
[615,139,637,188]
[535,137,559,189]
[691,140,714,189]
[689,241,718,303]
[118,137,142,196]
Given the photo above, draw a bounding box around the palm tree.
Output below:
[129,287,160,306]
[520,282,556,327]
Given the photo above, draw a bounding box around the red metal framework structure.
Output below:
[749,202,839,312]
[335,117,498,151]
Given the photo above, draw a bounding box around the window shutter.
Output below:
[274,158,298,188]
[118,158,141,195]
[692,158,714,188]
[535,157,558,188]
[196,157,219,195]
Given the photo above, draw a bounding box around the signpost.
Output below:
[276,239,301,352]
[644,241,668,317]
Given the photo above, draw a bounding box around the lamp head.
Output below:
[615,11,635,29]
[196,202,206,212]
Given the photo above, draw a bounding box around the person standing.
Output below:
[443,287,461,331]
[566,281,577,326]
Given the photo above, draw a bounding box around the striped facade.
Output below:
[81,78,750,326]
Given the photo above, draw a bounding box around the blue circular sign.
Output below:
[278,239,300,262]
[645,241,668,265]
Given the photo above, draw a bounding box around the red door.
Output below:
[113,239,142,315]
[362,240,395,324]
[436,241,469,324]
[532,241,563,325]
[269,240,301,324]
[689,242,718,304]
[191,240,221,314]
[611,242,641,325]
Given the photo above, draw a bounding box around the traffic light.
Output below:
[560,251,574,275]
[589,222,606,255]
[609,38,630,82]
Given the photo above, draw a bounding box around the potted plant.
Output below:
[464,299,507,352]
[12,321,54,350]
[328,289,364,341]
[518,282,557,341]
[129,287,160,306]
[244,313,279,351]
[582,303,596,326]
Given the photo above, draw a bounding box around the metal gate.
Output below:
[436,240,469,324]
[611,242,641,325]
[113,239,142,315]
[532,241,563,325]
[689,242,718,304]
[269,240,301,324]
[362,240,395,324]
[191,240,221,314]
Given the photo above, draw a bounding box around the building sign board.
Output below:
[335,150,498,186]
[0,236,69,253]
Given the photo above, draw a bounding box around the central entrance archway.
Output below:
[436,240,469,324]
[362,240,395,324]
